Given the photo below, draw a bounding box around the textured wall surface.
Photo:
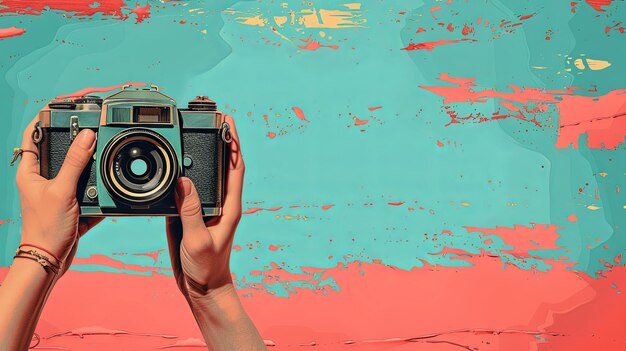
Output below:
[0,1,625,350]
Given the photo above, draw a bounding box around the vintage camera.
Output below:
[33,84,231,216]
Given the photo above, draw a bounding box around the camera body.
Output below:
[34,84,230,217]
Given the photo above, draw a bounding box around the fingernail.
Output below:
[179,177,192,196]
[77,130,96,149]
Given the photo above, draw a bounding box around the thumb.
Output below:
[175,177,206,233]
[55,129,96,194]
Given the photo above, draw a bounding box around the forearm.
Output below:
[188,283,266,351]
[0,258,56,350]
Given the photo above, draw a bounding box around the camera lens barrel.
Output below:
[100,128,179,205]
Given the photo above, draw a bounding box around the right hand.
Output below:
[165,115,244,300]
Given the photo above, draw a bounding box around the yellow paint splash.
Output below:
[598,172,608,177]
[344,3,361,10]
[574,58,612,71]
[461,202,470,207]
[238,15,267,27]
[300,8,365,28]
[274,16,288,27]
[587,205,601,211]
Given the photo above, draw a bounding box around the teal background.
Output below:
[0,0,625,296]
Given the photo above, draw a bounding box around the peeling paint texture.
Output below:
[0,0,625,349]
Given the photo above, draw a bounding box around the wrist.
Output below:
[187,283,247,324]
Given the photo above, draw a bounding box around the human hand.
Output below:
[166,115,244,300]
[16,117,103,277]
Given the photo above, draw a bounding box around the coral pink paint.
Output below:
[388,202,405,206]
[461,23,474,35]
[353,117,368,126]
[243,207,264,215]
[585,0,613,11]
[519,13,536,20]
[297,35,339,51]
[132,249,164,264]
[267,132,276,139]
[265,207,283,211]
[416,27,426,33]
[367,106,383,111]
[421,73,626,149]
[57,82,145,98]
[321,204,335,210]
[465,224,562,258]
[72,255,171,274]
[291,107,309,122]
[0,219,9,225]
[567,214,578,222]
[0,0,127,17]
[437,140,445,147]
[446,22,454,32]
[430,6,442,19]
[10,254,625,350]
[268,244,281,251]
[233,245,242,251]
[555,90,626,149]
[401,38,477,51]
[131,3,151,23]
[0,26,26,39]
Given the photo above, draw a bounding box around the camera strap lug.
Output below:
[70,116,79,142]
[221,122,232,144]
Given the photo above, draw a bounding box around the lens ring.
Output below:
[101,128,178,204]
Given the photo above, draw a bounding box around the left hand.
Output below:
[16,117,103,277]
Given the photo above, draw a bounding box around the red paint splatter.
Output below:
[0,219,9,225]
[387,202,405,206]
[243,207,264,215]
[0,0,127,17]
[130,3,151,23]
[464,224,562,258]
[267,132,276,139]
[556,90,626,149]
[0,26,26,39]
[446,23,454,32]
[367,106,383,111]
[72,255,171,274]
[401,38,477,51]
[132,249,164,264]
[567,214,578,222]
[353,117,368,126]
[233,245,242,251]
[437,140,445,147]
[421,73,626,149]
[585,0,613,11]
[265,207,283,211]
[518,13,536,21]
[321,204,335,210]
[416,27,426,33]
[268,245,281,251]
[291,107,309,122]
[461,24,474,36]
[430,6,442,20]
[297,35,339,51]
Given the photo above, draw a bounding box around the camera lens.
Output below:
[101,128,178,205]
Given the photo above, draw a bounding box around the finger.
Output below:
[165,216,183,274]
[221,115,245,226]
[16,117,40,179]
[78,217,104,238]
[54,129,96,194]
[175,177,207,234]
